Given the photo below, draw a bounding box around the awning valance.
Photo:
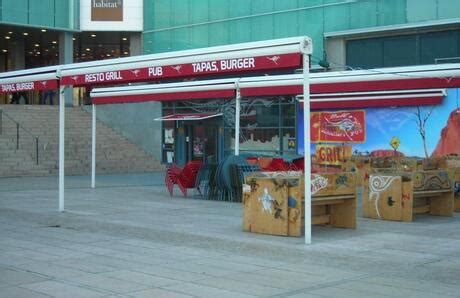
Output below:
[61,37,309,86]
[0,66,59,94]
[305,89,446,109]
[91,81,236,104]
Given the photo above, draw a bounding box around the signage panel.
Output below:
[61,53,301,86]
[315,145,352,165]
[311,110,366,143]
[0,80,58,93]
[91,0,123,21]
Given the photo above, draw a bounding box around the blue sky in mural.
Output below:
[298,88,459,157]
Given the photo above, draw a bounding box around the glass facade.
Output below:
[347,29,460,68]
[143,0,460,67]
[0,0,78,30]
[161,96,297,165]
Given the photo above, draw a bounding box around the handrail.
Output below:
[0,109,40,165]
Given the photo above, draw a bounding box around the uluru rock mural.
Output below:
[370,150,405,158]
[432,108,460,157]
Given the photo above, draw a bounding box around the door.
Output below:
[184,119,219,163]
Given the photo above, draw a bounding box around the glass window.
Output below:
[224,96,296,157]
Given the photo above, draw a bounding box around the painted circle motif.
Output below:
[413,172,425,189]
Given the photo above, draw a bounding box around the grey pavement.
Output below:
[0,172,459,297]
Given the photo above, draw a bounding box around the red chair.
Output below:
[165,160,202,197]
[265,158,290,171]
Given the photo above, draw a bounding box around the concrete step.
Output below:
[0,105,162,177]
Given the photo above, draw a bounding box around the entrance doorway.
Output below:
[183,119,219,164]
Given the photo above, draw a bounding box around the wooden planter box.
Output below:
[363,170,454,221]
[242,172,356,237]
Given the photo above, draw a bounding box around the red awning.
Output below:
[61,37,309,87]
[91,85,236,105]
[0,66,59,94]
[297,89,446,109]
[154,113,222,121]
[62,53,301,87]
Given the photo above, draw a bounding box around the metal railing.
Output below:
[0,109,40,165]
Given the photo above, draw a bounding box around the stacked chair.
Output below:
[165,160,203,197]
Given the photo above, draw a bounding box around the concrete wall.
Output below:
[87,102,163,161]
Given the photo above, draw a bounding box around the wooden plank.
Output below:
[401,180,413,222]
[313,172,356,196]
[430,191,454,217]
[287,176,303,237]
[363,174,403,221]
[242,183,252,232]
[313,194,355,200]
[414,189,452,198]
[413,205,430,214]
[412,170,451,191]
[312,199,345,206]
[242,177,289,236]
[331,198,356,228]
[312,214,330,225]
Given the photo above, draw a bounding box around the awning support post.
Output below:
[234,83,241,156]
[302,41,312,245]
[59,85,66,212]
[91,104,96,188]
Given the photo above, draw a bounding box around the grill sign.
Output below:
[316,145,352,166]
[91,0,123,21]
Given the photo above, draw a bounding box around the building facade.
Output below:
[143,0,460,69]
[2,0,460,164]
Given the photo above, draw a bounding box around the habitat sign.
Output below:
[91,0,123,21]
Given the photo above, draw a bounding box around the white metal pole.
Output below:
[303,53,312,244]
[59,86,65,212]
[234,85,241,156]
[91,104,96,188]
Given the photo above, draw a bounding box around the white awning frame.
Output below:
[60,36,307,77]
[154,113,223,121]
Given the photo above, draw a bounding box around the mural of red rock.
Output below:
[370,150,405,157]
[432,108,460,157]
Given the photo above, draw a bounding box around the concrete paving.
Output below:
[0,172,459,297]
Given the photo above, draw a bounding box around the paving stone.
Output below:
[22,280,107,298]
[69,273,150,294]
[225,271,318,290]
[0,268,48,286]
[307,286,391,298]
[13,261,88,279]
[162,282,258,298]
[335,280,450,298]
[50,259,119,274]
[131,265,209,282]
[127,288,194,298]
[192,276,288,296]
[0,252,36,267]
[0,286,51,298]
[102,270,179,287]
[1,174,460,298]
[362,275,460,297]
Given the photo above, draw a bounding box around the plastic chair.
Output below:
[165,160,203,197]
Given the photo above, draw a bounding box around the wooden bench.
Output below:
[310,172,356,230]
[363,170,454,221]
[242,172,356,237]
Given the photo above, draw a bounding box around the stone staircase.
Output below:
[0,105,163,177]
